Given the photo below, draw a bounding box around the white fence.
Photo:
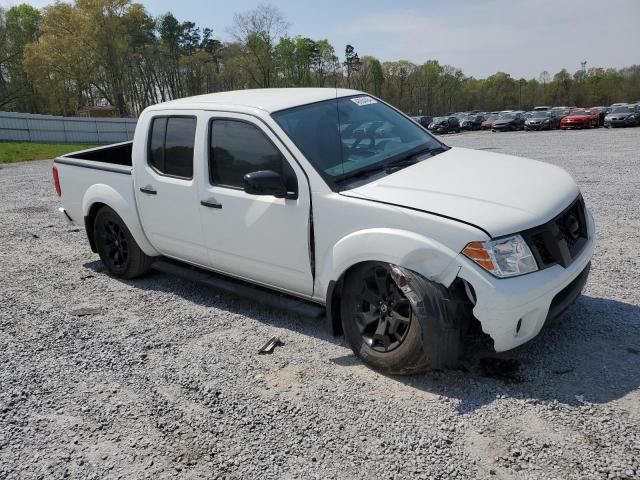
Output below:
[0,112,137,144]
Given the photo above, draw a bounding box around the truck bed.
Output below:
[65,141,133,166]
[53,141,137,227]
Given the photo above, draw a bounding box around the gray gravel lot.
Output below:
[1,127,639,479]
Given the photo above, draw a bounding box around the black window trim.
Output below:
[146,114,197,181]
[206,116,298,196]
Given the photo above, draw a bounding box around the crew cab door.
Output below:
[197,113,314,297]
[134,111,208,265]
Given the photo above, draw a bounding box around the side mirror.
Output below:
[243,170,288,198]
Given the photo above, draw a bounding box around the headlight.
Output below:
[463,235,538,278]
[543,119,550,123]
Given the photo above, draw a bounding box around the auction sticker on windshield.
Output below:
[350,96,378,106]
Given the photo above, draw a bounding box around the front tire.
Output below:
[341,263,462,374]
[94,206,154,279]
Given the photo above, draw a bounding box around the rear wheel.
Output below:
[94,206,154,279]
[341,262,463,374]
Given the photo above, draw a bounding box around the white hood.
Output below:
[344,147,580,238]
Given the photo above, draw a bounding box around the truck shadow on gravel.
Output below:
[85,261,639,413]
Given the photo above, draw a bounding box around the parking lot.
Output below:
[0,127,638,479]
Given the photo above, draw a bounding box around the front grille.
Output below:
[531,234,554,264]
[522,197,589,269]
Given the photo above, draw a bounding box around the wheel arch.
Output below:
[82,184,158,256]
[323,228,463,336]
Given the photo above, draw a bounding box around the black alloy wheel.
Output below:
[93,206,154,279]
[100,219,129,272]
[352,265,412,352]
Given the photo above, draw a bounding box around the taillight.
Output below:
[52,165,61,197]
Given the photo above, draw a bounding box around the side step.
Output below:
[152,258,326,319]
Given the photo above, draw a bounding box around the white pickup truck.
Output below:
[53,88,595,373]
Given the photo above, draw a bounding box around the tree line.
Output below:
[1,1,639,117]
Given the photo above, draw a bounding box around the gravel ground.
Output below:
[1,127,639,480]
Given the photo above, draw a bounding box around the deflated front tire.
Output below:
[341,262,465,374]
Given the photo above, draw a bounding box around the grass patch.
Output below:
[0,142,98,164]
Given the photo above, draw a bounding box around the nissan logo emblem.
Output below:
[563,214,580,240]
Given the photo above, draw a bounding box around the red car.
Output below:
[481,114,498,130]
[560,109,599,129]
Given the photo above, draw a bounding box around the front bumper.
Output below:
[605,118,633,127]
[492,123,515,131]
[524,122,549,130]
[457,209,596,352]
[561,121,588,128]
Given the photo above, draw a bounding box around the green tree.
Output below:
[0,4,40,111]
[343,44,361,88]
[231,3,288,88]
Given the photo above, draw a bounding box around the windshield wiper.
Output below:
[334,145,449,185]
[333,163,389,184]
[385,145,448,173]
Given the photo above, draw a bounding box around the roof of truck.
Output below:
[148,88,362,114]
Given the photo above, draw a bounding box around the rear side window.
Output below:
[148,116,196,179]
[209,119,284,188]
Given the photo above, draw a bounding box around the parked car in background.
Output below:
[411,115,434,128]
[524,111,560,130]
[492,112,525,131]
[560,110,599,129]
[604,105,640,127]
[533,106,551,111]
[481,114,499,130]
[428,116,461,134]
[460,114,484,131]
[590,107,611,127]
[551,107,571,120]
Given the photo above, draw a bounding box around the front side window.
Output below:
[209,119,284,188]
[148,116,196,179]
[272,95,445,189]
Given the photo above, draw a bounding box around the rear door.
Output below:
[197,113,314,296]
[134,111,208,265]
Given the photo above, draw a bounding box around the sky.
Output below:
[6,0,640,79]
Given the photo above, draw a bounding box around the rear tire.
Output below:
[341,262,463,374]
[94,206,154,279]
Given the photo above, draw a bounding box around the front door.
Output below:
[197,114,314,296]
[134,112,208,265]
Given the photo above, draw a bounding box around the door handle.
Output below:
[200,200,222,209]
[140,186,157,195]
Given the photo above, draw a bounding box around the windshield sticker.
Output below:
[350,96,378,106]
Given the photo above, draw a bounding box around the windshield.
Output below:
[499,113,516,119]
[570,110,589,116]
[612,106,632,113]
[272,95,444,187]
